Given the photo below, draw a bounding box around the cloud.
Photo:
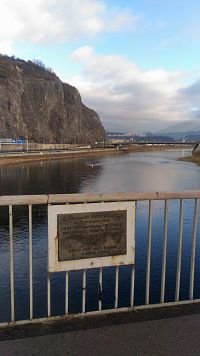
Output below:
[179,80,200,119]
[0,0,138,54]
[0,41,13,55]
[70,46,196,132]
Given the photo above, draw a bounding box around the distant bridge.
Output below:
[133,142,195,146]
[112,142,195,148]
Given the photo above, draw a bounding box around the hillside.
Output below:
[156,120,200,142]
[0,55,106,144]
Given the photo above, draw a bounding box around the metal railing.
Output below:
[0,191,199,327]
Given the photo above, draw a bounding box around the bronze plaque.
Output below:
[57,210,127,261]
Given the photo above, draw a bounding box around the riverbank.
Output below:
[179,154,200,165]
[0,148,120,166]
[0,144,193,166]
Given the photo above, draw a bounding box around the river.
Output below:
[0,149,200,321]
[1,149,200,195]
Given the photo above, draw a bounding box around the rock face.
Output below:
[0,55,106,143]
[193,143,200,155]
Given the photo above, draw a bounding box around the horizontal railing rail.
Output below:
[0,191,200,205]
[0,191,199,328]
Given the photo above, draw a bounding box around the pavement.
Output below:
[1,312,200,356]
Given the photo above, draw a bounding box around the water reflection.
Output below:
[0,158,103,195]
[80,149,200,193]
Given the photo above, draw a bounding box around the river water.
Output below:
[0,149,200,321]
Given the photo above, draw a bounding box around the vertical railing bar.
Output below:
[47,204,51,317]
[82,269,86,313]
[47,273,51,317]
[29,204,33,319]
[98,267,103,311]
[65,202,69,314]
[130,265,135,308]
[9,205,15,322]
[65,271,69,314]
[189,198,199,300]
[160,199,168,303]
[115,266,119,309]
[145,200,152,305]
[130,200,137,307]
[175,198,184,302]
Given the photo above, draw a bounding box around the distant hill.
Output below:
[0,55,106,144]
[156,120,200,142]
[107,131,175,143]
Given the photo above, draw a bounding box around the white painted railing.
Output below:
[0,191,199,327]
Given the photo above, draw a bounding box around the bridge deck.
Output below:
[1,311,200,355]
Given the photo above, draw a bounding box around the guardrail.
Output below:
[0,191,199,327]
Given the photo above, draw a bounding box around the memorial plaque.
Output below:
[57,210,127,261]
[48,202,135,272]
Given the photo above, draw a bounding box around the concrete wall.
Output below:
[0,143,90,151]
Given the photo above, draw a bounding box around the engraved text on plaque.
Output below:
[57,210,127,261]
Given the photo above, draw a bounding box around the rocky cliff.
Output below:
[193,143,200,155]
[0,55,106,143]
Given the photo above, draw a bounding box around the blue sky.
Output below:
[1,0,200,132]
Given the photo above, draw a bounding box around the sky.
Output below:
[0,0,200,133]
